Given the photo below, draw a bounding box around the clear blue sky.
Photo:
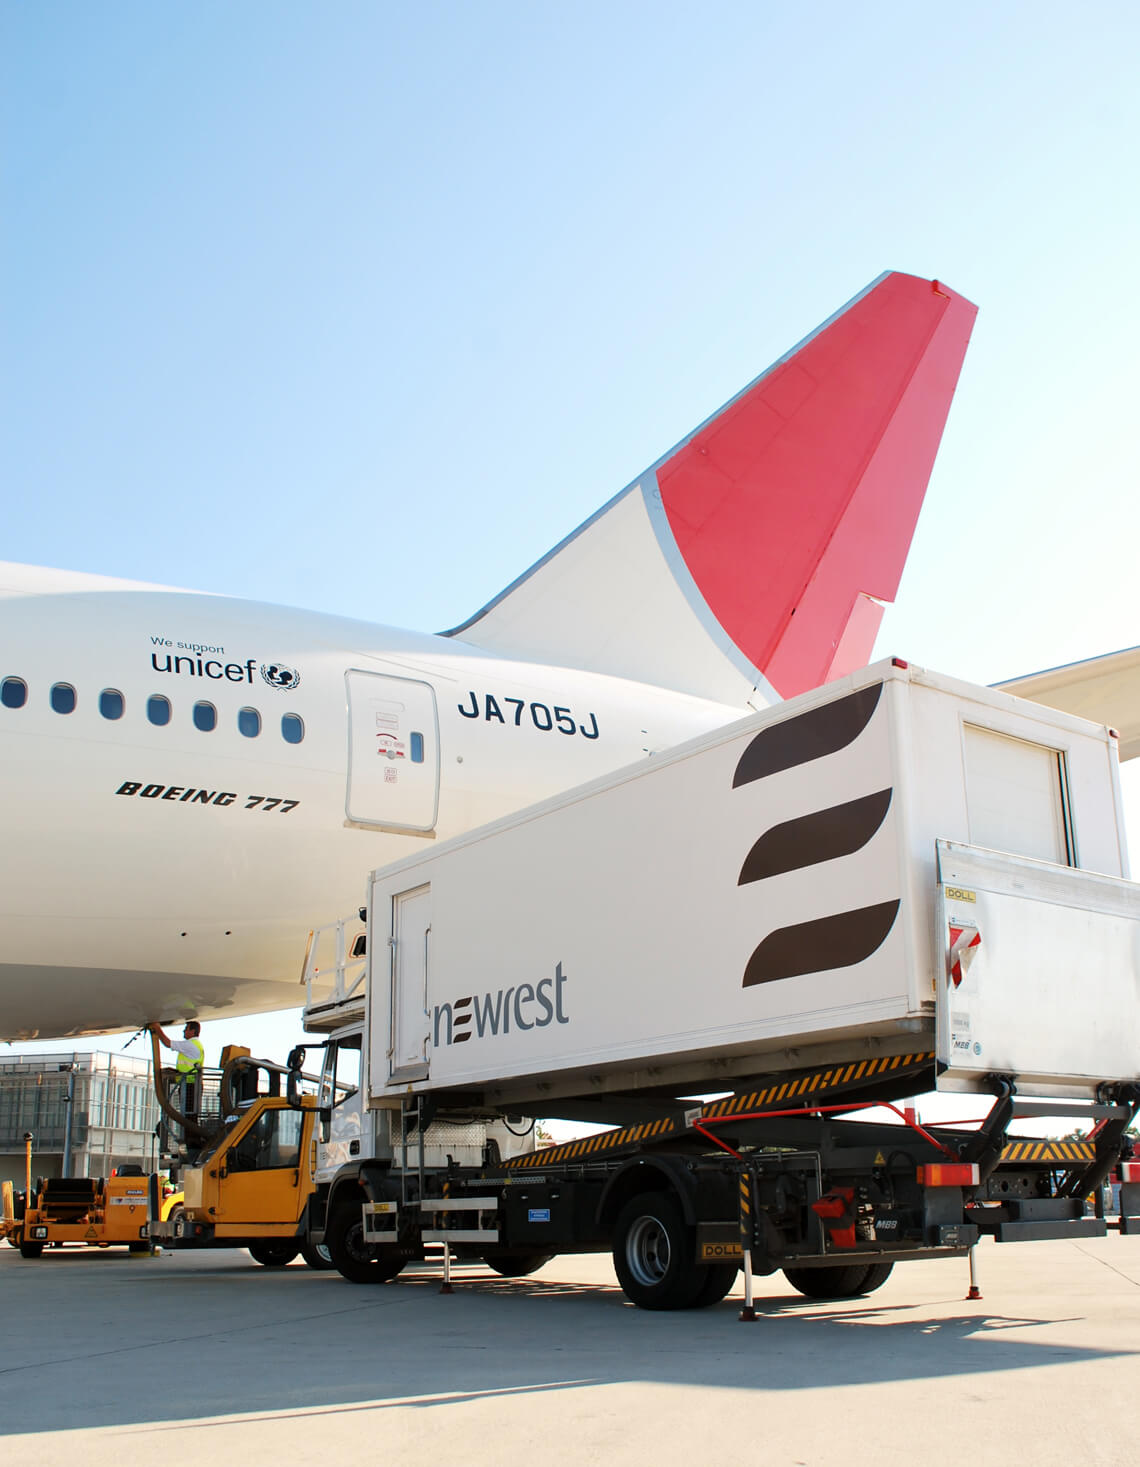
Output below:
[4,4,1139,1111]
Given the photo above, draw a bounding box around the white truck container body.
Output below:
[365,660,1139,1113]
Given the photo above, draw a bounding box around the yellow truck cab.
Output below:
[162,1094,327,1267]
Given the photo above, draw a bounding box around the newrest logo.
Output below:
[433,962,569,1047]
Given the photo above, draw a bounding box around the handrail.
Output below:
[301,915,367,1014]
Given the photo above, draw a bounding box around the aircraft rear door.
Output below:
[346,671,440,832]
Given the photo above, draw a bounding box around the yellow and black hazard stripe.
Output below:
[506,1114,688,1170]
[503,1050,935,1170]
[701,1051,935,1121]
[998,1139,1095,1165]
[737,1172,752,1245]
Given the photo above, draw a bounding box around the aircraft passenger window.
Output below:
[1,678,27,709]
[50,683,77,714]
[99,689,124,720]
[410,732,424,763]
[281,713,304,745]
[193,701,217,732]
[147,694,171,727]
[238,706,261,738]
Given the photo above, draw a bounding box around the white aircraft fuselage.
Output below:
[0,563,743,1038]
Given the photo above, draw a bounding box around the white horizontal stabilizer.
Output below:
[998,646,1140,761]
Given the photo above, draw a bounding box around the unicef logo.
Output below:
[260,663,301,691]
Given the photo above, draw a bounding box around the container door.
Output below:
[346,670,439,832]
[962,725,1072,865]
[390,884,431,1082]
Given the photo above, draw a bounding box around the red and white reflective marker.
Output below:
[948,923,981,987]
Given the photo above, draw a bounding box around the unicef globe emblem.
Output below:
[260,662,301,691]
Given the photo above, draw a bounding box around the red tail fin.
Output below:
[448,272,976,707]
[657,272,977,697]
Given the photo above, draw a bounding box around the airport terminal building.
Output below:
[0,1051,160,1187]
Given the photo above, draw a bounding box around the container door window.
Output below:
[963,725,1072,865]
[346,671,439,831]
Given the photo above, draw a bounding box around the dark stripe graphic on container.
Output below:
[742,900,900,987]
[738,789,893,885]
[733,683,883,788]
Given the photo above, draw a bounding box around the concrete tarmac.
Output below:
[2,1238,1139,1467]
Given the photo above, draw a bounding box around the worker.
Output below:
[151,1021,205,1122]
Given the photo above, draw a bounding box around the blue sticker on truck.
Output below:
[528,1208,551,1223]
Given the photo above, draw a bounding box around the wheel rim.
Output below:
[625,1213,671,1288]
[344,1221,374,1265]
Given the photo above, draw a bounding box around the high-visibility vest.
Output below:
[176,1039,205,1078]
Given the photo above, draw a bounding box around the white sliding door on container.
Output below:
[389,884,432,1082]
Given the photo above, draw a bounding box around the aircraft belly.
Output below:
[0,961,304,1041]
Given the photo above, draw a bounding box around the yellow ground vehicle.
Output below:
[5,1171,166,1258]
[4,1036,331,1268]
[157,1092,330,1268]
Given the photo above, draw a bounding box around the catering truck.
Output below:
[291,662,1139,1307]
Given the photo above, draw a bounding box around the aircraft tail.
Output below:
[445,271,977,707]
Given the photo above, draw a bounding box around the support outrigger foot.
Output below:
[738,1247,757,1322]
[439,1240,454,1294]
[965,1245,982,1300]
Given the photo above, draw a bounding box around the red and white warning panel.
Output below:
[936,840,1140,1097]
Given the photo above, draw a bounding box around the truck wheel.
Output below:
[484,1252,553,1278]
[686,1262,739,1309]
[852,1262,894,1294]
[327,1202,407,1285]
[613,1194,706,1311]
[19,1239,44,1259]
[247,1240,301,1267]
[301,1241,336,1271]
[782,1261,894,1299]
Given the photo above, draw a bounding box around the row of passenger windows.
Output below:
[1,678,304,744]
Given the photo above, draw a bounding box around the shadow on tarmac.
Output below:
[0,1253,1133,1436]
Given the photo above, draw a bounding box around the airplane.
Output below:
[1,270,981,1040]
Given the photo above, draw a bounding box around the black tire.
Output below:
[247,1239,301,1268]
[612,1193,707,1311]
[782,1260,894,1299]
[19,1238,44,1259]
[128,1241,152,1255]
[686,1262,739,1309]
[301,1240,336,1271]
[484,1252,553,1278]
[852,1261,894,1294]
[327,1200,407,1285]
